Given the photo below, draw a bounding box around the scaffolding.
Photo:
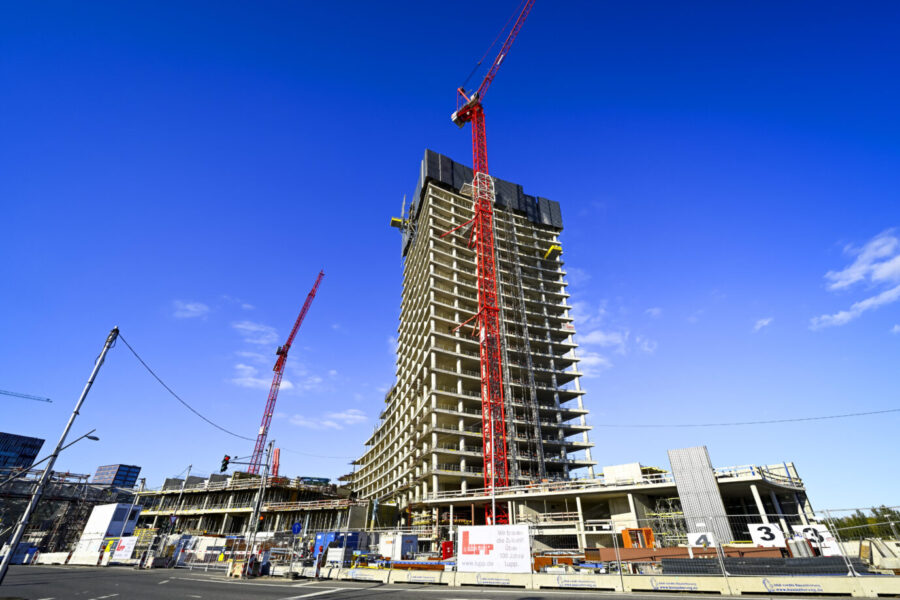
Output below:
[1,470,131,553]
[495,206,548,482]
[645,497,688,548]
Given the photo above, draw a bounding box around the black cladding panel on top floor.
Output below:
[412,149,563,229]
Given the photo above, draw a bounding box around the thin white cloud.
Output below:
[173,300,210,319]
[812,230,900,329]
[387,335,399,355]
[578,350,612,378]
[290,414,341,430]
[232,321,279,345]
[635,335,658,353]
[573,299,657,363]
[279,357,331,394]
[325,408,367,425]
[569,300,608,329]
[230,363,294,390]
[580,329,629,354]
[687,309,704,324]
[811,284,900,330]
[221,294,255,310]
[892,324,900,335]
[754,317,774,332]
[328,369,338,377]
[235,350,268,364]
[289,408,366,430]
[825,230,899,290]
[565,266,592,288]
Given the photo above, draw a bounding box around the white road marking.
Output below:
[279,590,338,600]
[188,596,202,598]
[36,597,55,600]
[174,576,338,589]
[158,579,169,584]
[291,581,322,587]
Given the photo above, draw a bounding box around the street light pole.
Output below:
[244,441,273,577]
[0,430,99,488]
[0,326,119,586]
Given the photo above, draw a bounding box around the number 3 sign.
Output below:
[749,523,786,547]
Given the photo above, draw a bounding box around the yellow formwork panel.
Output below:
[390,217,404,228]
[544,245,562,260]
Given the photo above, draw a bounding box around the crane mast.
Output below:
[450,0,535,525]
[248,270,324,474]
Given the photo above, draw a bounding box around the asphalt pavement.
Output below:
[0,565,827,600]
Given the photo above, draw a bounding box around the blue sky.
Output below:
[1,1,898,509]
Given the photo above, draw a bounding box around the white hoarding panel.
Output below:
[793,524,841,556]
[457,525,530,574]
[112,536,137,560]
[687,532,716,547]
[749,523,786,547]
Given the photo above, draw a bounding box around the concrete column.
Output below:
[769,490,789,533]
[794,492,810,525]
[431,474,438,497]
[575,495,587,551]
[627,494,638,527]
[461,479,468,494]
[750,484,769,523]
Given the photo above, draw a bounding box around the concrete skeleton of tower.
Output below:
[353,150,595,510]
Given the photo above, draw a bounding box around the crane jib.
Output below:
[247,270,325,475]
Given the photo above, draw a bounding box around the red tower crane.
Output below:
[449,0,535,524]
[248,270,324,474]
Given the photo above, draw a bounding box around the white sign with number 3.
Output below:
[749,523,786,547]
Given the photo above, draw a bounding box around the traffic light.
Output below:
[220,455,231,473]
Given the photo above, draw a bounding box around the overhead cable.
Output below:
[119,333,256,442]
[118,333,355,459]
[594,407,900,428]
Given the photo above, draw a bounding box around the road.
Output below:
[0,565,818,600]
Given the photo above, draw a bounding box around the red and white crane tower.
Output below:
[449,0,535,524]
[247,270,324,474]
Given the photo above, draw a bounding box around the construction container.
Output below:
[313,531,368,559]
[378,533,418,561]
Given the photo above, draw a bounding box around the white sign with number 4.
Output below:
[749,523,786,547]
[687,532,716,547]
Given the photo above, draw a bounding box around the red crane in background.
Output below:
[248,270,325,474]
[449,0,535,524]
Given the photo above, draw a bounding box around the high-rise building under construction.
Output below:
[352,150,595,509]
